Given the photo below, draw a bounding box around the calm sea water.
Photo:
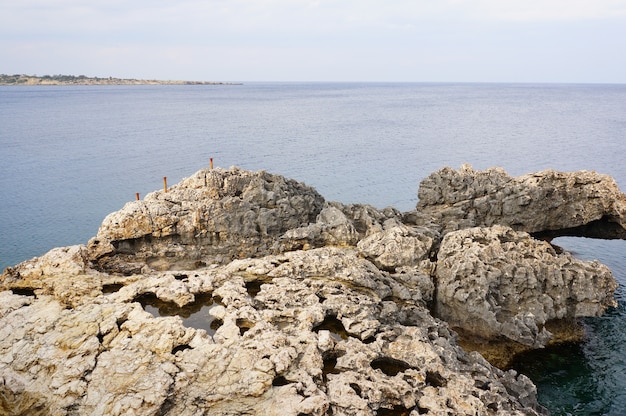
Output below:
[1,83,625,414]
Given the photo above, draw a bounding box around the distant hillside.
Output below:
[0,74,241,86]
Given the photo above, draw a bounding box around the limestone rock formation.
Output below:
[93,167,325,273]
[2,164,624,415]
[0,247,547,415]
[435,225,617,348]
[416,164,626,238]
[357,222,440,271]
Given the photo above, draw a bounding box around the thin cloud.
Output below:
[4,1,626,35]
[2,0,626,82]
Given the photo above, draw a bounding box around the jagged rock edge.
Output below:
[3,166,620,411]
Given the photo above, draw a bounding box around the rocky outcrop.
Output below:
[0,74,239,86]
[435,225,617,348]
[93,167,325,273]
[0,247,546,416]
[416,164,626,238]
[2,164,624,415]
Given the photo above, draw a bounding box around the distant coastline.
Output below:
[0,74,242,86]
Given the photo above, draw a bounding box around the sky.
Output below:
[2,0,626,83]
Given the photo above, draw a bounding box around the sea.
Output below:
[1,82,625,415]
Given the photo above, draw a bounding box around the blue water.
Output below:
[1,83,625,414]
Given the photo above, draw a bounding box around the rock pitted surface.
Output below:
[435,225,617,348]
[0,246,545,416]
[93,167,325,273]
[416,164,626,238]
[1,164,624,415]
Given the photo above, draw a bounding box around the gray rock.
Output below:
[417,164,626,238]
[357,223,439,271]
[0,247,548,415]
[435,225,618,347]
[4,164,624,415]
[93,167,325,272]
[276,203,360,251]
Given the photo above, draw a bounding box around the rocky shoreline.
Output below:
[0,74,241,86]
[1,164,624,415]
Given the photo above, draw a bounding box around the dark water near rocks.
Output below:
[1,82,625,414]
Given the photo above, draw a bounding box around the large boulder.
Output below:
[357,222,440,271]
[92,167,325,272]
[416,164,626,238]
[435,225,618,347]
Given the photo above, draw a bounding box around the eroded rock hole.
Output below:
[416,406,430,415]
[316,293,327,303]
[135,292,224,334]
[272,376,290,386]
[116,317,127,331]
[363,336,377,344]
[172,344,191,354]
[376,405,412,416]
[236,318,255,335]
[102,283,123,294]
[173,273,188,281]
[370,357,411,376]
[425,370,447,387]
[113,238,140,255]
[475,379,491,391]
[349,383,362,397]
[322,352,342,383]
[10,287,36,297]
[313,315,349,341]
[245,280,263,298]
[532,215,626,240]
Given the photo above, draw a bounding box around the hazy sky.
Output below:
[2,0,626,82]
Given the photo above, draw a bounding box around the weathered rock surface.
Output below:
[416,164,626,238]
[2,164,624,415]
[435,225,617,348]
[93,167,325,273]
[0,247,547,416]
